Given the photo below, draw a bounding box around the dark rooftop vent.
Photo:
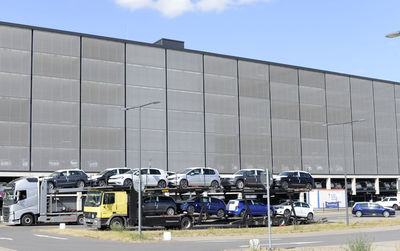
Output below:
[154,38,184,50]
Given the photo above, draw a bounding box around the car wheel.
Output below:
[98,180,106,187]
[47,182,55,190]
[283,209,291,218]
[282,181,289,190]
[123,179,133,188]
[110,217,124,229]
[77,180,85,188]
[157,180,167,188]
[180,216,192,230]
[77,215,85,225]
[210,180,219,189]
[236,180,245,189]
[166,207,175,215]
[393,204,398,210]
[355,210,362,217]
[307,212,313,221]
[383,211,390,218]
[216,209,225,219]
[187,205,195,215]
[306,183,312,191]
[21,214,34,226]
[180,179,188,189]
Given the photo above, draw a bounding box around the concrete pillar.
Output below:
[77,192,82,211]
[326,178,331,190]
[375,178,380,195]
[351,178,356,196]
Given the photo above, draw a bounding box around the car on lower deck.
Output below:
[226,199,275,217]
[352,202,395,217]
[274,201,314,221]
[179,197,226,218]
[143,196,177,216]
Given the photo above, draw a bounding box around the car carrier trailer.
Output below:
[2,177,85,226]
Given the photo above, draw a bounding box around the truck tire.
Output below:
[21,214,34,226]
[110,217,125,229]
[236,180,244,189]
[180,216,192,230]
[77,215,85,225]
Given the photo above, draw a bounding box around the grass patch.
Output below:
[38,217,400,243]
[345,234,373,251]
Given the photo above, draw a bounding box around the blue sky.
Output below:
[1,0,400,81]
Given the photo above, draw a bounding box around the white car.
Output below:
[108,168,168,188]
[377,197,399,210]
[274,201,314,221]
[168,167,220,188]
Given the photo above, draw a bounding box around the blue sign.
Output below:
[325,201,339,208]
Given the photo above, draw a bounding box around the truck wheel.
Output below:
[393,204,398,210]
[77,180,85,188]
[187,205,195,214]
[283,209,291,218]
[180,216,192,229]
[110,217,125,229]
[21,214,34,226]
[282,181,289,190]
[98,180,106,187]
[216,209,225,219]
[47,182,55,191]
[157,180,167,188]
[236,180,244,189]
[124,179,133,188]
[180,179,188,189]
[383,211,390,217]
[77,215,85,225]
[166,207,175,215]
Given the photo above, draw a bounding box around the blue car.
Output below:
[180,197,226,218]
[352,202,395,217]
[226,199,275,217]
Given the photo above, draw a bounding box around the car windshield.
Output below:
[234,170,247,175]
[84,192,103,207]
[382,198,390,202]
[177,169,192,174]
[279,201,291,206]
[98,169,111,176]
[49,172,61,177]
[3,189,16,206]
[279,172,291,177]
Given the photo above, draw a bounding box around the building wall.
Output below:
[0,23,399,175]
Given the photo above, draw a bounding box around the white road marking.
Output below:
[239,240,323,248]
[33,234,68,240]
[0,237,13,241]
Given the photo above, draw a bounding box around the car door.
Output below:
[293,202,302,217]
[289,172,300,187]
[253,201,266,215]
[105,169,117,183]
[204,169,216,186]
[56,171,68,187]
[244,170,257,186]
[256,170,265,186]
[149,169,162,186]
[188,168,202,186]
[247,200,256,215]
[140,169,149,187]
[143,197,157,215]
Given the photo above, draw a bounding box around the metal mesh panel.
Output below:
[0,25,31,51]
[82,37,124,62]
[34,31,79,57]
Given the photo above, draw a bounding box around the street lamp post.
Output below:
[323,119,365,226]
[123,101,160,235]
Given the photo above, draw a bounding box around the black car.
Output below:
[143,196,177,216]
[89,167,130,186]
[45,169,89,190]
[221,169,268,189]
[273,171,314,191]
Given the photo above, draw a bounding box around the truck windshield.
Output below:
[3,189,16,206]
[85,192,103,207]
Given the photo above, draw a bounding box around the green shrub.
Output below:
[345,234,373,251]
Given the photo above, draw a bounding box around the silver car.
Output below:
[168,167,220,188]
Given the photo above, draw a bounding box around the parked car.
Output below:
[89,167,131,186]
[376,197,399,210]
[273,171,314,191]
[274,201,314,220]
[108,168,168,188]
[180,197,226,218]
[168,167,220,188]
[352,202,395,217]
[226,199,275,217]
[45,169,89,190]
[143,196,177,215]
[220,169,267,189]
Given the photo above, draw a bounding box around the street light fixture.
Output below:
[322,118,365,226]
[122,100,160,235]
[386,31,400,38]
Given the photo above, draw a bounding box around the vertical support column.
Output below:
[351,178,357,196]
[375,178,380,195]
[299,192,305,202]
[397,178,400,200]
[326,178,331,189]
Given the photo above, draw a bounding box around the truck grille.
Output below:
[2,207,9,222]
[84,212,97,219]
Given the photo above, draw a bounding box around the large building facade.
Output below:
[1,22,400,193]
